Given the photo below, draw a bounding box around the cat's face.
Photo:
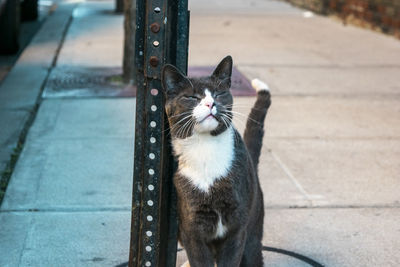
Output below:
[161,56,234,138]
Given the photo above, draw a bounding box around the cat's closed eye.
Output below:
[183,95,200,101]
[215,91,228,98]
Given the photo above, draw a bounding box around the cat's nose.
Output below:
[205,102,214,109]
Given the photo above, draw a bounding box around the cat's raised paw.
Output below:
[251,78,270,92]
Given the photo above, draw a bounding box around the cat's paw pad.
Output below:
[251,78,270,92]
[180,260,190,267]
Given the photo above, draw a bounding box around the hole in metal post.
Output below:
[148,184,154,191]
[150,121,156,127]
[151,105,157,111]
[147,215,153,222]
[153,40,159,47]
[145,246,152,252]
[150,137,156,143]
[149,153,155,159]
[154,7,160,13]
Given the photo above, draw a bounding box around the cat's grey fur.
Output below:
[161,56,271,267]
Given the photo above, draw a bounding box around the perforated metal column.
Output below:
[129,1,189,266]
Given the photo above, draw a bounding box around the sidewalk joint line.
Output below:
[240,63,400,69]
[267,136,400,141]
[0,207,132,213]
[264,204,400,209]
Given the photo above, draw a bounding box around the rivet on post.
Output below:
[149,56,159,67]
[150,23,160,33]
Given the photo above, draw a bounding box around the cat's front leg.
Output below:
[216,230,246,267]
[180,230,214,267]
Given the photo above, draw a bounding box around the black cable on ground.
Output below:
[116,246,325,267]
[262,246,325,267]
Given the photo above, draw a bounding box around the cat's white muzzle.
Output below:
[193,105,218,133]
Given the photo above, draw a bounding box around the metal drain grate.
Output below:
[43,67,136,98]
[43,66,256,98]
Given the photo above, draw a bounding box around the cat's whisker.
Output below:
[184,119,196,138]
[219,116,228,130]
[176,117,195,139]
[165,114,194,135]
[175,114,194,125]
[169,110,193,119]
[163,124,176,134]
[175,122,186,139]
[227,110,261,125]
[225,104,253,108]
[225,104,265,113]
[224,113,247,130]
[220,114,231,129]
[180,118,194,139]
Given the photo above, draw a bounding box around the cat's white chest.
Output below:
[172,127,235,192]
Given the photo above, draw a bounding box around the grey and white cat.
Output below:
[161,56,271,267]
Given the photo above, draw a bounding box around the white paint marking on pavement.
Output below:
[270,151,314,206]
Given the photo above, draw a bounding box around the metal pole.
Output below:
[129,0,189,266]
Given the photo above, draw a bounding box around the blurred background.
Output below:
[0,0,399,266]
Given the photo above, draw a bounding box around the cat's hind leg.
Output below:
[240,204,264,267]
[180,231,214,267]
[239,237,263,267]
[215,230,247,267]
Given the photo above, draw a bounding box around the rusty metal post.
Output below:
[128,0,189,266]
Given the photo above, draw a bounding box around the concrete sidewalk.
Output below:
[1,0,400,266]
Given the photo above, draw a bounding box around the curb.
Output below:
[0,1,77,204]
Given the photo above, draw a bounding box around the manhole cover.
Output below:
[43,66,255,98]
[43,67,136,98]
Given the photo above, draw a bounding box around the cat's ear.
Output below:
[212,55,232,89]
[161,64,191,97]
